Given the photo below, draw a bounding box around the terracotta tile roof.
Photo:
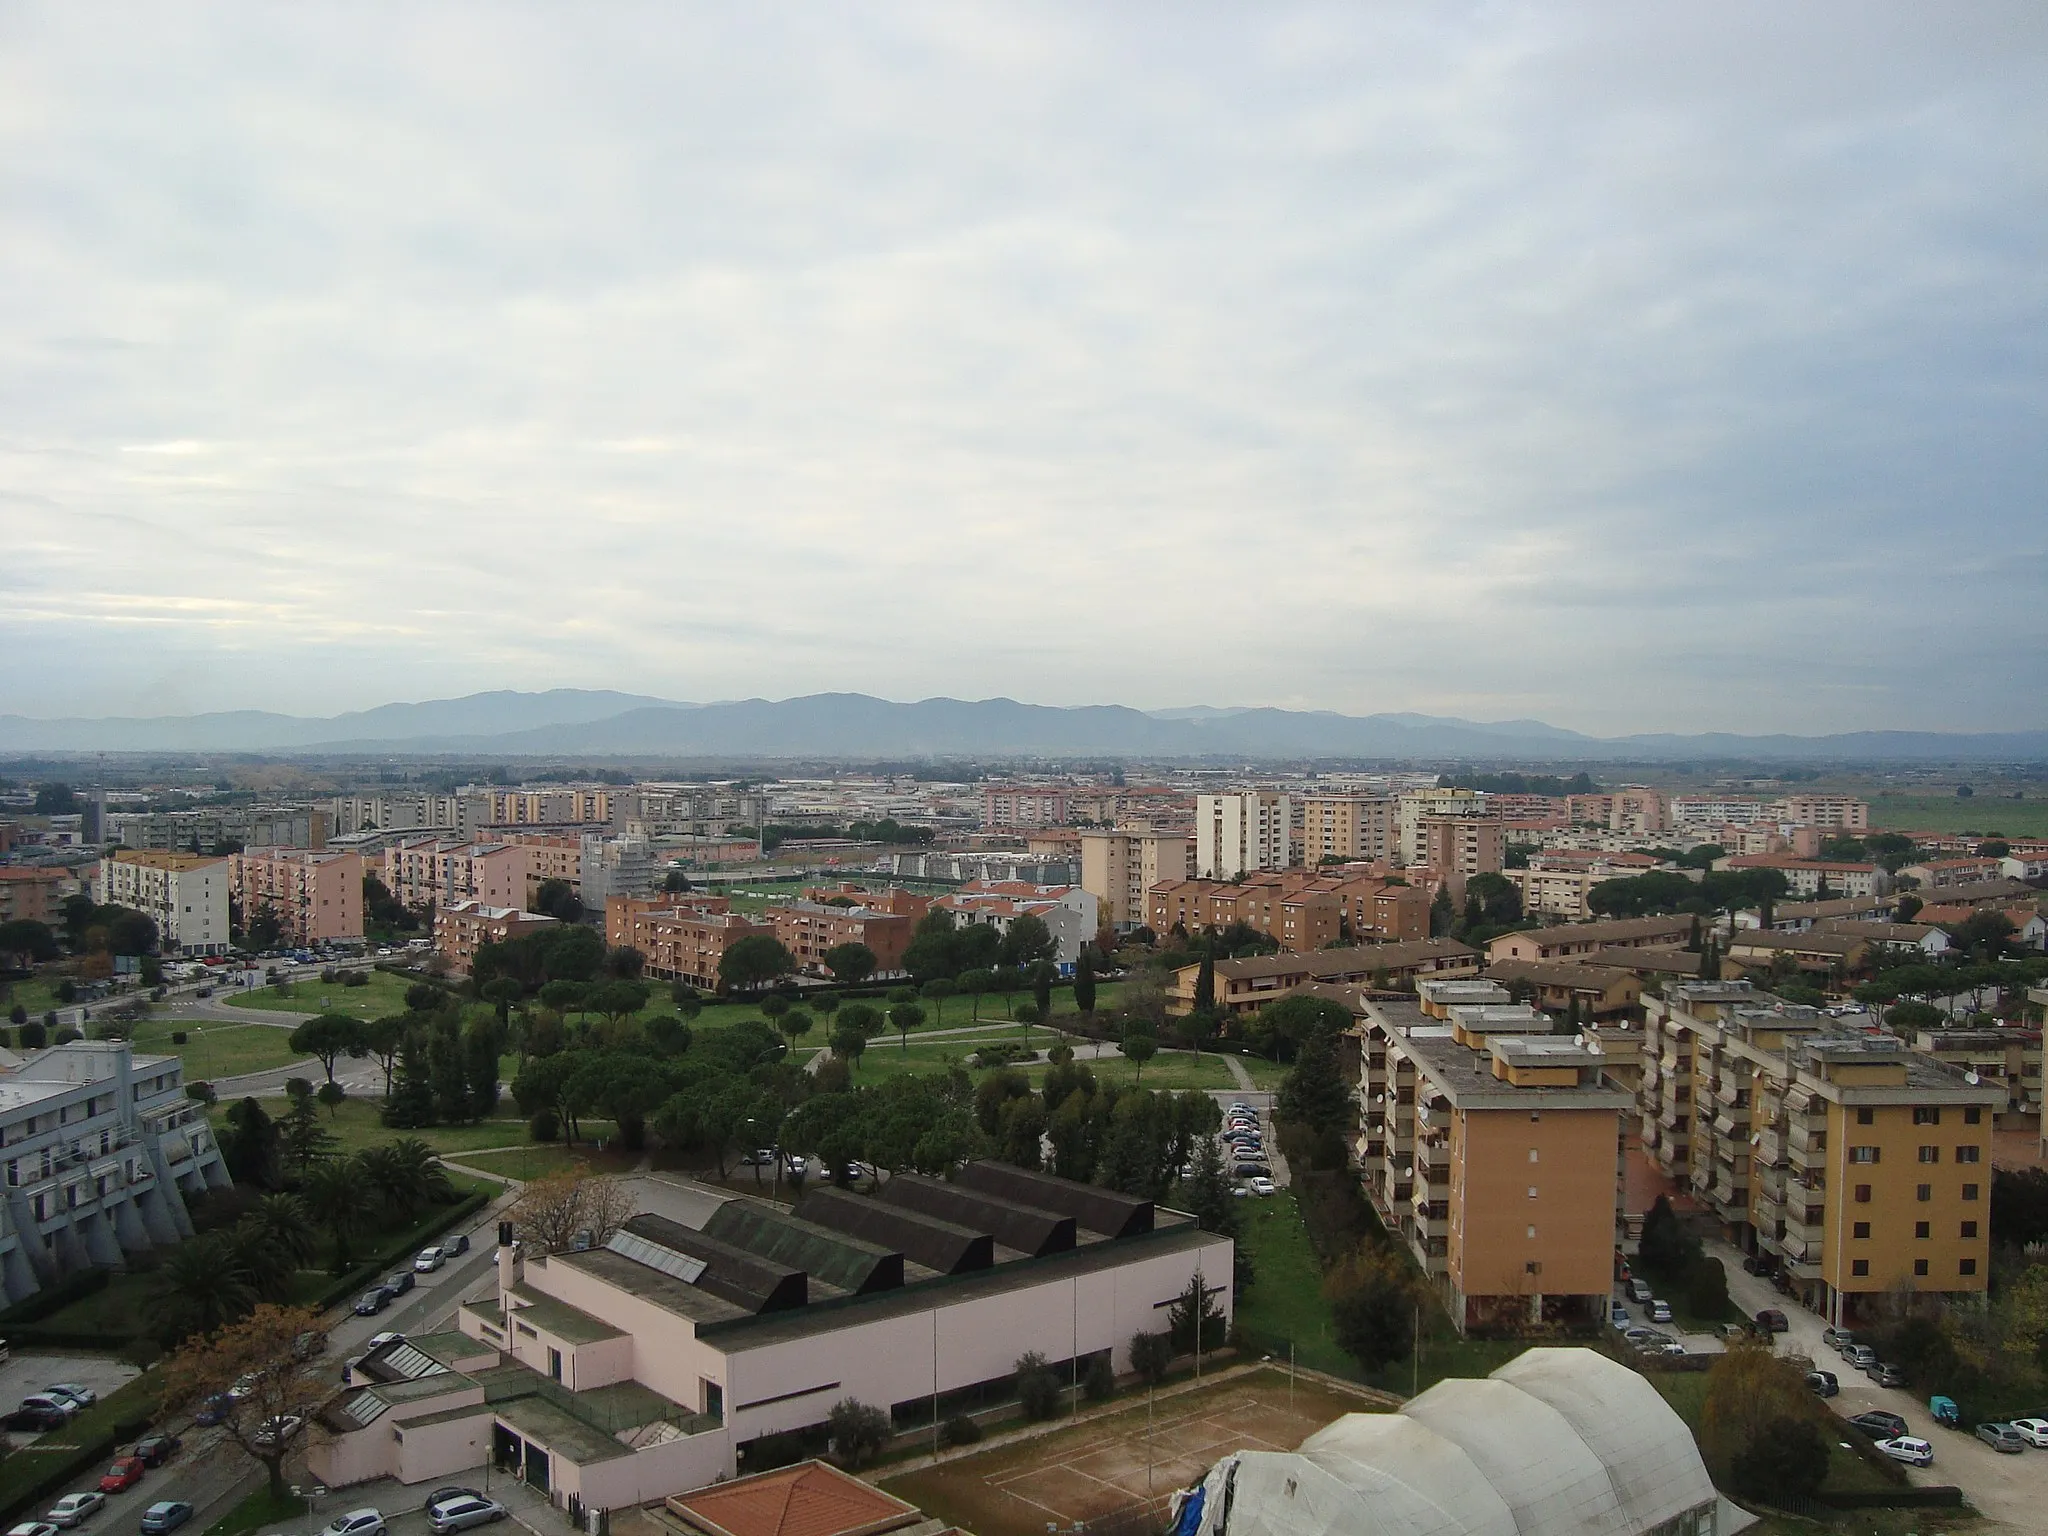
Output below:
[666,1461,922,1536]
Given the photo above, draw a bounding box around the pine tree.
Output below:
[428,1019,470,1125]
[1073,947,1096,1015]
[464,1018,502,1120]
[382,1028,436,1129]
[1192,940,1216,1015]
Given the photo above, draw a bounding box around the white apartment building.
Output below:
[1669,797,1769,829]
[330,793,489,839]
[1197,792,1292,880]
[1396,788,1486,866]
[0,1042,230,1305]
[580,835,659,914]
[1769,796,1869,831]
[94,851,230,956]
[935,884,1100,965]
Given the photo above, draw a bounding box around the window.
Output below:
[1964,1106,1982,1125]
[1854,1184,1872,1203]
[1853,1222,1870,1239]
[1856,1107,1874,1125]
[1918,1146,1939,1163]
[1525,1260,1542,1275]
[1961,1259,1978,1277]
[1849,1146,1880,1164]
[1528,1148,1540,1163]
[1916,1221,1930,1238]
[1526,1224,1537,1239]
[1528,1187,1539,1200]
[1914,1259,1929,1277]
[1956,1145,1981,1163]
[547,1348,562,1382]
[1917,1184,1932,1202]
[1962,1221,1978,1239]
[1964,1183,1981,1201]
[1851,1259,1870,1277]
[1913,1106,1941,1125]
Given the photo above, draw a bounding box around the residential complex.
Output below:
[1639,980,2001,1324]
[1353,984,1631,1333]
[1418,814,1505,886]
[228,848,365,946]
[0,1042,230,1306]
[1146,872,1427,952]
[1078,827,1194,931]
[384,839,531,914]
[607,898,776,991]
[980,785,1069,828]
[310,1163,1230,1508]
[1167,939,1479,1016]
[1296,794,1398,865]
[0,866,75,926]
[434,901,560,976]
[770,899,915,977]
[1487,915,1694,964]
[94,851,230,956]
[1396,788,1486,866]
[107,804,331,852]
[934,883,1099,965]
[1196,792,1291,879]
[1717,855,1889,899]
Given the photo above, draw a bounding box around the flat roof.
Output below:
[510,1284,629,1343]
[552,1250,749,1326]
[491,1391,633,1466]
[1368,1000,1629,1111]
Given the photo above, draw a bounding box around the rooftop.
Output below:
[665,1460,924,1536]
[1365,1000,1629,1111]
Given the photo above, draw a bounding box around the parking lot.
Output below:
[0,1351,143,1443]
[1215,1096,1285,1197]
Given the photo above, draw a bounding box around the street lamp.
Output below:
[291,1484,327,1536]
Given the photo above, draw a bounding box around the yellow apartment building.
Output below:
[1353,997,1630,1333]
[1297,795,1398,865]
[1640,980,2000,1325]
[1078,828,1193,931]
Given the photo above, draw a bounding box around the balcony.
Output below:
[1755,1128,1786,1167]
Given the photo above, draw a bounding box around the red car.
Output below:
[99,1457,146,1493]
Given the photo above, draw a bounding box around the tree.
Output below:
[532,879,583,923]
[383,1028,437,1129]
[1192,942,1216,1016]
[1465,872,1522,927]
[509,1168,632,1254]
[1637,1195,1701,1281]
[959,968,994,1020]
[1129,1329,1175,1385]
[889,999,925,1053]
[220,1097,283,1188]
[358,1138,451,1222]
[0,920,58,967]
[920,977,954,1025]
[1166,1272,1227,1354]
[279,1088,336,1177]
[831,1023,868,1071]
[586,979,651,1025]
[1120,1031,1158,1086]
[719,934,795,993]
[1700,1343,1814,1475]
[464,1017,502,1119]
[1731,1416,1828,1505]
[823,942,877,985]
[161,1304,332,1499]
[1073,948,1097,1015]
[316,1080,347,1117]
[826,1397,891,1469]
[303,1155,375,1270]
[1324,1246,1416,1372]
[481,976,524,1024]
[999,914,1055,969]
[777,1008,814,1053]
[604,944,646,981]
[147,1232,257,1346]
[249,1193,319,1269]
[1014,1351,1062,1420]
[538,979,588,1017]
[1429,884,1456,937]
[1032,961,1055,1021]
[1278,1026,1350,1136]
[360,1014,406,1099]
[288,1013,364,1084]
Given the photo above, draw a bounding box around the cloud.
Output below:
[0,2,2043,733]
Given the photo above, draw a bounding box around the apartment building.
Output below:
[608,897,776,991]
[1147,873,1427,953]
[980,786,1069,829]
[107,805,331,853]
[771,900,915,977]
[1353,995,1630,1333]
[1908,1026,2042,1123]
[0,1041,229,1306]
[1487,916,1694,964]
[477,786,618,826]
[1639,981,2000,1324]
[579,836,658,914]
[434,901,559,976]
[1418,816,1504,885]
[0,867,74,926]
[94,852,230,956]
[1720,855,1889,899]
[1166,939,1479,1017]
[1769,796,1869,831]
[330,793,487,839]
[1065,787,1193,829]
[1296,796,1398,865]
[383,838,530,914]
[1482,960,1642,1022]
[1196,793,1292,879]
[309,1164,1228,1507]
[1396,789,1486,866]
[1079,828,1194,931]
[1723,931,1869,979]
[1669,798,1769,829]
[620,784,770,840]
[1511,856,1667,921]
[1900,857,2006,890]
[499,833,583,905]
[1564,791,1668,834]
[228,848,365,945]
[934,883,1099,966]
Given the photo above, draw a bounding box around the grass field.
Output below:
[131,1014,308,1080]
[208,1095,537,1156]
[459,1144,635,1181]
[1646,1368,1901,1498]
[224,967,420,1019]
[838,1036,1239,1093]
[882,1367,1387,1536]
[1867,792,2048,837]
[0,975,70,1019]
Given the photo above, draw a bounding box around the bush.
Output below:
[1083,1352,1115,1402]
[170,1031,187,1045]
[1015,1351,1062,1420]
[825,1397,891,1469]
[53,1028,82,1045]
[941,1415,983,1447]
[185,1081,217,1106]
[18,1021,45,1050]
[529,1108,560,1142]
[8,1004,25,1025]
[345,971,369,987]
[1129,1330,1174,1386]
[1731,1415,1828,1504]
[1687,1257,1730,1319]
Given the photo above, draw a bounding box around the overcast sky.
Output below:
[3,4,2044,736]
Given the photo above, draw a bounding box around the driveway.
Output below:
[1709,1237,2034,1530]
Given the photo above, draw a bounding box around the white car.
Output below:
[427,1497,507,1536]
[2009,1417,2048,1448]
[413,1247,445,1273]
[320,1512,386,1536]
[1875,1435,1934,1467]
[1248,1177,1277,1197]
[252,1414,304,1449]
[45,1496,105,1530]
[366,1332,403,1351]
[44,1384,97,1410]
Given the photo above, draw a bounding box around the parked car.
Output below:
[366,1332,403,1351]
[1848,1411,1908,1440]
[45,1384,97,1410]
[1648,1300,1673,1324]
[45,1495,105,1529]
[383,1270,415,1297]
[354,1288,393,1317]
[1868,1362,1909,1388]
[2009,1417,2048,1448]
[1741,1254,1774,1276]
[1610,1305,1631,1329]
[1716,1322,1753,1343]
[140,1503,194,1536]
[1875,1436,1934,1467]
[131,1435,181,1468]
[291,1330,327,1361]
[99,1458,146,1494]
[1626,1278,1653,1304]
[193,1395,233,1427]
[252,1415,304,1450]
[19,1395,76,1420]
[320,1511,387,1536]
[1822,1327,1857,1352]
[1754,1309,1789,1334]
[10,1523,62,1536]
[1976,1422,2028,1454]
[2,1406,67,1433]
[414,1247,445,1273]
[1804,1370,1837,1396]
[421,1491,481,1516]
[427,1497,507,1535]
[1843,1344,1879,1370]
[1248,1177,1277,1197]
[441,1233,470,1257]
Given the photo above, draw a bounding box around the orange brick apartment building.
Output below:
[229,848,365,945]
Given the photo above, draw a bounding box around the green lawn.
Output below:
[129,1014,309,1080]
[224,968,421,1020]
[0,974,72,1019]
[459,1144,634,1181]
[1867,792,2048,837]
[1647,1368,1903,1498]
[207,1095,533,1157]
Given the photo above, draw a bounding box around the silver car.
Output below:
[427,1498,506,1535]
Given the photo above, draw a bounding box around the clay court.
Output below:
[884,1368,1390,1536]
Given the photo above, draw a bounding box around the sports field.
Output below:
[883,1368,1389,1536]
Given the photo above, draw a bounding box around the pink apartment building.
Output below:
[310,1163,1232,1513]
[383,838,529,914]
[228,848,364,945]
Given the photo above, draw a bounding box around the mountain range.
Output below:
[2,691,2045,762]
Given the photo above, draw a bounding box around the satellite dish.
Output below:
[1966,1071,1981,1085]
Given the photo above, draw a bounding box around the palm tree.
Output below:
[223,1219,296,1302]
[359,1138,451,1222]
[303,1155,375,1271]
[248,1194,319,1269]
[147,1232,254,1345]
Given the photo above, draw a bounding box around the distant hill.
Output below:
[1,689,2043,761]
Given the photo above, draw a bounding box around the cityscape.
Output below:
[3,9,2045,1536]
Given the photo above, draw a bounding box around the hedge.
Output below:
[0,1369,163,1522]
[307,1185,494,1314]
[0,1268,110,1329]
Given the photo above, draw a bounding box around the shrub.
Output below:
[54,1028,82,1045]
[1687,1256,1730,1319]
[1129,1330,1174,1386]
[170,1031,188,1046]
[1731,1415,1828,1504]
[941,1415,982,1447]
[20,1021,47,1050]
[529,1108,560,1142]
[185,1082,217,1106]
[345,971,369,988]
[826,1397,891,1468]
[1015,1351,1062,1420]
[1083,1352,1116,1402]
[8,1004,25,1025]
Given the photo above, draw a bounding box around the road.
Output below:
[1710,1237,2033,1530]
